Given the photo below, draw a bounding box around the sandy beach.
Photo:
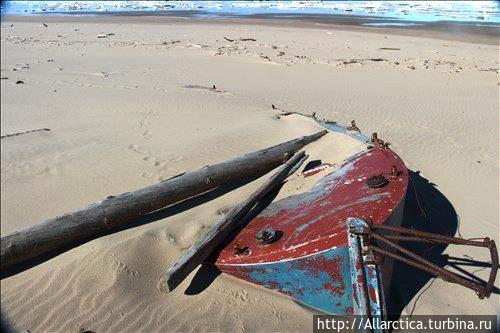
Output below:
[1,14,498,332]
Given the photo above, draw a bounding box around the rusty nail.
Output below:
[391,165,398,178]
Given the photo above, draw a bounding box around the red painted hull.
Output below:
[216,147,408,265]
[214,146,409,313]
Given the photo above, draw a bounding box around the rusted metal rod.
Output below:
[384,235,482,245]
[370,246,487,297]
[372,233,466,280]
[370,232,497,299]
[372,224,488,247]
[351,221,498,299]
[385,235,438,243]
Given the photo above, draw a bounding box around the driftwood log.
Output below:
[159,151,308,293]
[1,130,327,271]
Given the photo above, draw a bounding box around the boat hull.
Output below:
[214,146,408,314]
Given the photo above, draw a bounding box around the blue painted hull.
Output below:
[225,247,354,314]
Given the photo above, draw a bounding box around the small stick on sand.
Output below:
[223,37,256,42]
[1,128,50,139]
[184,84,226,93]
[159,151,308,293]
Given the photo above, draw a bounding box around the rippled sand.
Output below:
[1,15,498,332]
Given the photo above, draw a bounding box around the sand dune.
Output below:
[1,16,498,331]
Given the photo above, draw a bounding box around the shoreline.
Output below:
[2,13,499,45]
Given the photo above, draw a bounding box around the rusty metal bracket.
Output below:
[347,120,360,132]
[370,133,390,148]
[347,218,385,318]
[350,222,498,299]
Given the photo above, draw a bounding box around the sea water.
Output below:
[1,1,499,25]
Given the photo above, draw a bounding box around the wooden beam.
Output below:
[1,131,326,271]
[159,151,308,293]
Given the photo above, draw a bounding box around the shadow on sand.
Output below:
[0,170,273,279]
[386,170,498,318]
[186,169,498,318]
[182,169,499,316]
[3,167,496,320]
[1,310,16,333]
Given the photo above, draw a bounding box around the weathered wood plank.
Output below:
[159,151,308,293]
[1,131,326,271]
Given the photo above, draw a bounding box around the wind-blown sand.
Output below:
[1,15,498,332]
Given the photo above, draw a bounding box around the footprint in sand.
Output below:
[127,144,184,180]
[135,108,157,140]
[128,107,187,179]
[138,118,152,140]
[151,86,167,92]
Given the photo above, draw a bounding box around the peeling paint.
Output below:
[213,147,408,315]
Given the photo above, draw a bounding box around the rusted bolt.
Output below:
[347,120,360,132]
[255,227,278,244]
[367,174,389,188]
[365,253,384,265]
[371,132,386,147]
[234,245,250,256]
[363,252,376,262]
[391,165,398,178]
